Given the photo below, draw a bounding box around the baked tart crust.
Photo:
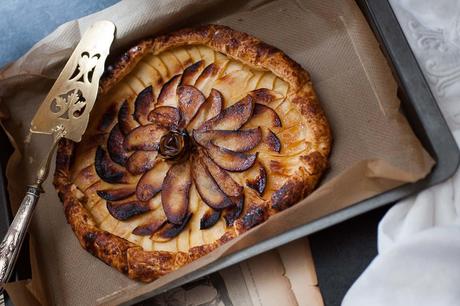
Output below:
[53,24,331,282]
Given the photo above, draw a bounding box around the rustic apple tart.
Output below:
[54,25,331,282]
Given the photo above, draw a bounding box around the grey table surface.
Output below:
[0,1,386,305]
[0,0,119,67]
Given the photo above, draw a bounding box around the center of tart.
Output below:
[159,129,191,161]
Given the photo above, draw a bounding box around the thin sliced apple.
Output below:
[245,162,267,196]
[159,51,183,76]
[132,217,167,236]
[260,128,281,153]
[96,187,135,201]
[212,69,252,103]
[194,63,219,95]
[249,88,284,105]
[161,162,192,224]
[195,128,261,152]
[200,208,221,229]
[95,146,130,184]
[147,106,181,129]
[136,160,170,201]
[198,95,254,131]
[180,60,204,85]
[152,213,192,241]
[156,74,181,108]
[188,89,223,130]
[244,103,282,129]
[133,86,155,125]
[124,124,167,151]
[192,157,233,210]
[96,103,118,133]
[205,143,257,172]
[118,100,139,135]
[107,124,131,166]
[106,199,150,221]
[177,85,206,126]
[201,154,243,197]
[223,195,244,226]
[126,150,158,175]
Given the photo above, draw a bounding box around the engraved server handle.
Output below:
[0,186,40,291]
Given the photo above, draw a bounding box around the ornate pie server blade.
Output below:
[0,20,115,291]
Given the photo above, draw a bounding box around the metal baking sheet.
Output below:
[0,0,458,304]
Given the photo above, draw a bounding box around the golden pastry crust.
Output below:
[54,24,331,282]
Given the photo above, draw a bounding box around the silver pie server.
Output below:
[0,20,115,292]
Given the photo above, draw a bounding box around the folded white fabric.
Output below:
[344,1,460,305]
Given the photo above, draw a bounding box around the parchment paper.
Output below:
[0,0,435,305]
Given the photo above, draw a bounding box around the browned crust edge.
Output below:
[53,24,332,282]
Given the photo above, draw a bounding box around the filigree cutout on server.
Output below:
[94,61,287,241]
[30,21,115,142]
[50,89,86,119]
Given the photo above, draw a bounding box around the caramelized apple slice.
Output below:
[260,128,281,153]
[223,195,244,226]
[147,106,181,129]
[107,124,130,166]
[106,199,150,221]
[156,74,181,107]
[194,128,262,152]
[205,143,257,172]
[177,85,206,126]
[244,104,282,128]
[96,103,118,133]
[152,213,192,241]
[124,124,167,151]
[249,88,284,105]
[118,100,139,135]
[198,95,254,131]
[161,162,192,224]
[245,162,267,196]
[126,151,158,175]
[194,63,220,95]
[133,86,155,125]
[96,187,135,201]
[188,89,223,130]
[132,218,167,236]
[201,154,243,197]
[95,146,130,184]
[180,60,205,85]
[192,157,233,210]
[136,160,170,201]
[200,208,221,229]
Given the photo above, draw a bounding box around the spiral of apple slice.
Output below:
[192,156,233,210]
[118,100,139,135]
[106,198,151,221]
[133,85,155,125]
[177,85,206,126]
[93,59,290,238]
[95,146,131,184]
[198,95,254,131]
[124,124,167,151]
[161,162,192,224]
[194,128,262,153]
[96,187,135,201]
[244,103,282,129]
[147,106,181,129]
[126,151,158,175]
[107,123,131,166]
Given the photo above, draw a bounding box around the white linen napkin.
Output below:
[343,1,460,305]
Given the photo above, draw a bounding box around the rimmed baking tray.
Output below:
[0,0,458,304]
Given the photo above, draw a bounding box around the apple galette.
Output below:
[54,25,331,282]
